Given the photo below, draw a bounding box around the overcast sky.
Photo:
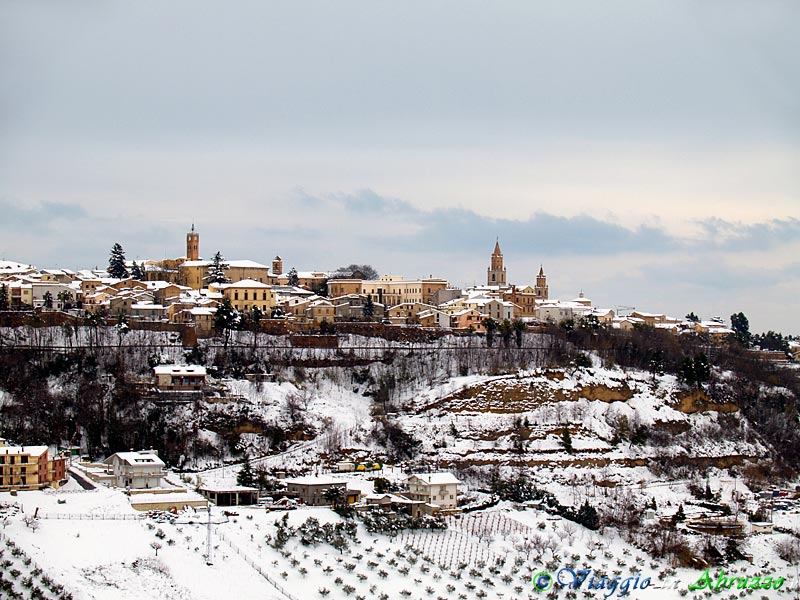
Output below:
[1,1,798,333]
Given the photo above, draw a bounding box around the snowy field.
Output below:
[3,484,800,599]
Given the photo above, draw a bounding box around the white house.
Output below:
[153,365,207,390]
[405,473,461,510]
[103,450,165,489]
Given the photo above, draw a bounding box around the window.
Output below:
[234,292,239,300]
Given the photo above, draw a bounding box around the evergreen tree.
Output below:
[481,317,498,347]
[373,477,392,494]
[499,319,513,347]
[311,278,328,297]
[214,298,238,347]
[648,349,665,382]
[107,243,129,279]
[753,331,791,354]
[0,283,9,310]
[575,501,600,530]
[614,415,631,444]
[287,267,300,287]
[579,314,601,332]
[57,289,74,310]
[237,459,256,487]
[363,295,375,320]
[679,356,697,387]
[730,312,752,347]
[560,428,573,453]
[249,306,263,330]
[685,312,700,323]
[559,318,575,333]
[673,504,686,523]
[513,319,526,348]
[693,353,711,388]
[206,251,230,284]
[42,291,54,309]
[131,261,145,280]
[323,486,344,507]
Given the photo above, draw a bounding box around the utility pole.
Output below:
[205,506,213,566]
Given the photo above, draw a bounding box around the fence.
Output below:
[396,511,540,570]
[37,512,144,521]
[216,529,300,600]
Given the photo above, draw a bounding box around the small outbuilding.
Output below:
[129,490,209,512]
[199,483,259,506]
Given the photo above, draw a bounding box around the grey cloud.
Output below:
[305,191,678,256]
[278,190,799,259]
[0,198,88,228]
[698,217,800,251]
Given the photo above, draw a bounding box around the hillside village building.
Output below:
[0,441,68,491]
[153,365,207,390]
[210,279,276,313]
[103,450,165,489]
[284,475,361,506]
[405,473,461,511]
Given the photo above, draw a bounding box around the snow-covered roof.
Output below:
[105,451,165,467]
[0,445,48,456]
[228,260,270,269]
[407,473,461,485]
[198,483,259,492]
[131,303,165,310]
[0,260,35,273]
[129,491,205,506]
[284,476,345,486]
[225,279,271,289]
[153,365,207,376]
[188,307,216,316]
[364,493,423,504]
[308,299,334,307]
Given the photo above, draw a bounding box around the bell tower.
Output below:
[487,239,507,286]
[535,265,548,299]
[186,224,199,261]
[272,255,283,276]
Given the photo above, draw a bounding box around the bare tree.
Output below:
[560,521,578,545]
[150,541,162,556]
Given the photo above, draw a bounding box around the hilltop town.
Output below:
[2,227,781,345]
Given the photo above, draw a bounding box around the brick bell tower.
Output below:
[186,224,199,261]
[487,239,507,286]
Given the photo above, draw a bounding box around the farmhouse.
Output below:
[284,475,360,506]
[103,450,165,489]
[405,473,461,510]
